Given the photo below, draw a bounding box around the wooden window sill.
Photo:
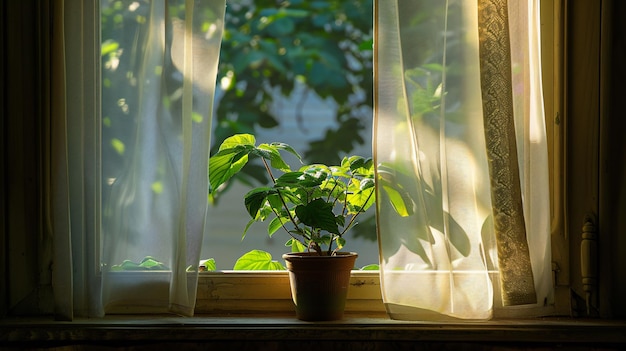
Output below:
[2,314,626,350]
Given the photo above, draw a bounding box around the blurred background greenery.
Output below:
[100,0,376,268]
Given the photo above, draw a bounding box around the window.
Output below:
[3,0,624,321]
[100,0,378,272]
[96,0,381,315]
[203,0,378,270]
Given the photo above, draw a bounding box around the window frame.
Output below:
[540,0,569,316]
[4,0,606,320]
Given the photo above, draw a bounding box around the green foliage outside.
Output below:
[100,1,376,270]
[100,0,374,224]
[214,0,373,159]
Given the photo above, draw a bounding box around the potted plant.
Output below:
[208,133,376,320]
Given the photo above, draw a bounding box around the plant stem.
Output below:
[261,157,277,183]
[269,206,307,248]
[261,158,313,251]
[340,186,375,236]
[340,176,354,216]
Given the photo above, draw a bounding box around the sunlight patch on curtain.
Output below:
[42,0,228,318]
[99,0,225,317]
[374,0,552,320]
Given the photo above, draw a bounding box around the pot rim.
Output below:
[282,251,358,260]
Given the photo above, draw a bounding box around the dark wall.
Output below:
[1,0,48,317]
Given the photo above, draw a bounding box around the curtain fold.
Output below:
[374,0,552,320]
[49,0,72,321]
[50,0,226,319]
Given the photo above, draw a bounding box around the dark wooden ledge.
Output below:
[2,314,626,350]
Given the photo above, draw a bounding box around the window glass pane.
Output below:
[204,0,376,270]
[100,0,224,274]
[100,0,376,270]
[101,0,165,263]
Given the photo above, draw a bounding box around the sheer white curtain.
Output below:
[374,0,552,320]
[49,0,225,319]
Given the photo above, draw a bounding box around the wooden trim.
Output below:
[565,0,602,317]
[194,271,384,315]
[2,316,626,349]
[598,0,626,318]
[0,0,7,318]
[541,0,570,316]
[598,0,612,319]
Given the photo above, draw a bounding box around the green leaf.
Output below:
[256,143,292,172]
[218,133,256,152]
[346,155,366,169]
[335,214,346,227]
[140,257,168,270]
[209,134,259,193]
[233,250,286,270]
[243,218,256,240]
[269,141,303,163]
[311,62,348,89]
[110,257,168,271]
[382,185,412,217]
[199,258,216,272]
[139,258,161,269]
[258,111,280,128]
[232,49,260,71]
[301,164,332,179]
[347,156,373,175]
[275,171,325,188]
[335,236,346,251]
[209,150,248,192]
[244,187,274,218]
[295,198,339,234]
[265,17,296,37]
[101,39,119,56]
[140,256,157,263]
[111,138,125,155]
[120,260,141,270]
[278,187,306,206]
[347,184,375,214]
[266,191,288,210]
[360,264,379,270]
[358,39,373,51]
[268,216,289,237]
[312,235,332,246]
[378,165,414,217]
[359,177,376,190]
[285,238,306,253]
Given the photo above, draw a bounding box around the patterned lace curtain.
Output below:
[374,0,552,320]
[50,0,225,319]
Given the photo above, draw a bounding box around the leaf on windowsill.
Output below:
[233,249,286,270]
[110,256,169,271]
[199,258,217,272]
[359,264,379,270]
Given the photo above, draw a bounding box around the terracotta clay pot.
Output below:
[282,251,358,321]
